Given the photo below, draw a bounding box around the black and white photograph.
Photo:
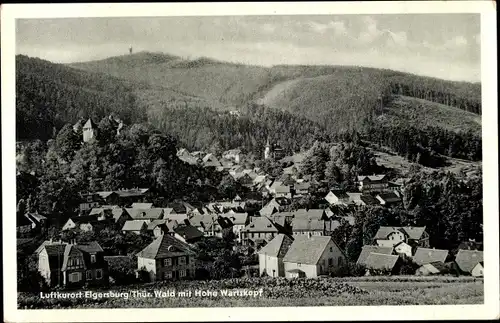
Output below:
[2,2,498,322]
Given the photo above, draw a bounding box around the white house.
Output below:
[324,190,350,206]
[257,234,294,277]
[373,226,430,248]
[282,235,346,278]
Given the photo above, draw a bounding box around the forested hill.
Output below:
[16,55,148,140]
[16,53,481,164]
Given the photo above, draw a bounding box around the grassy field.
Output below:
[18,276,483,309]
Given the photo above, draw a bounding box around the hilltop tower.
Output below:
[129,45,133,55]
[82,118,97,143]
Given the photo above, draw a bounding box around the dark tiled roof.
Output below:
[136,234,195,259]
[374,226,426,240]
[258,234,294,258]
[328,190,349,199]
[377,192,401,203]
[174,225,204,241]
[76,241,104,253]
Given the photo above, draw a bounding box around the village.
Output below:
[15,117,484,291]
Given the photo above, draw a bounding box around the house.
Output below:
[364,253,401,275]
[324,190,350,206]
[79,193,102,212]
[114,188,151,205]
[241,217,280,246]
[24,212,48,231]
[416,262,451,276]
[356,245,394,266]
[82,118,97,143]
[387,182,402,194]
[36,240,108,287]
[346,193,379,206]
[17,213,32,234]
[173,224,204,244]
[131,203,153,209]
[258,234,294,277]
[457,240,483,251]
[177,149,200,166]
[357,175,388,193]
[282,235,347,278]
[136,234,196,282]
[126,208,164,222]
[94,191,120,205]
[221,212,250,243]
[259,203,279,217]
[454,249,483,275]
[413,247,449,266]
[274,185,291,198]
[121,220,149,235]
[164,212,189,224]
[188,213,215,235]
[233,172,255,187]
[291,218,325,237]
[376,192,401,206]
[293,182,311,197]
[109,208,133,227]
[471,261,484,277]
[62,215,99,232]
[202,153,222,168]
[292,209,326,221]
[373,226,430,248]
[222,149,241,164]
[146,220,173,237]
[393,241,413,258]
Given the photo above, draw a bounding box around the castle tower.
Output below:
[82,118,97,143]
[264,139,271,160]
[129,45,133,55]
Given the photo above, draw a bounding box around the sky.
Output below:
[16,14,481,82]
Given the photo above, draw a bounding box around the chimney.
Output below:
[49,238,53,243]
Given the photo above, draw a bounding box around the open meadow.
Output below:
[18,276,483,309]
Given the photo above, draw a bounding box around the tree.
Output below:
[54,124,81,163]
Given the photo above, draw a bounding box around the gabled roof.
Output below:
[357,245,394,265]
[291,219,324,232]
[164,213,189,223]
[122,220,148,231]
[422,261,450,273]
[358,175,387,182]
[136,234,195,259]
[283,236,337,265]
[126,208,163,220]
[25,212,47,223]
[68,215,98,225]
[131,203,153,209]
[360,195,380,205]
[258,234,294,258]
[76,241,104,253]
[243,217,279,233]
[293,209,325,220]
[413,248,449,265]
[147,219,168,231]
[221,212,248,225]
[327,190,349,199]
[364,252,399,271]
[111,208,130,221]
[83,118,96,129]
[373,226,426,240]
[174,225,204,241]
[295,182,311,190]
[455,249,484,273]
[259,204,278,217]
[115,188,149,198]
[377,192,401,203]
[275,185,290,194]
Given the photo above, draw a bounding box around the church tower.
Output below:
[264,139,272,160]
[82,118,97,143]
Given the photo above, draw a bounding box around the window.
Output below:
[178,256,186,265]
[86,270,92,280]
[328,258,333,266]
[91,255,96,263]
[164,258,172,267]
[251,233,255,238]
[179,269,187,278]
[164,271,173,279]
[95,269,103,279]
[69,272,81,282]
[338,257,343,266]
